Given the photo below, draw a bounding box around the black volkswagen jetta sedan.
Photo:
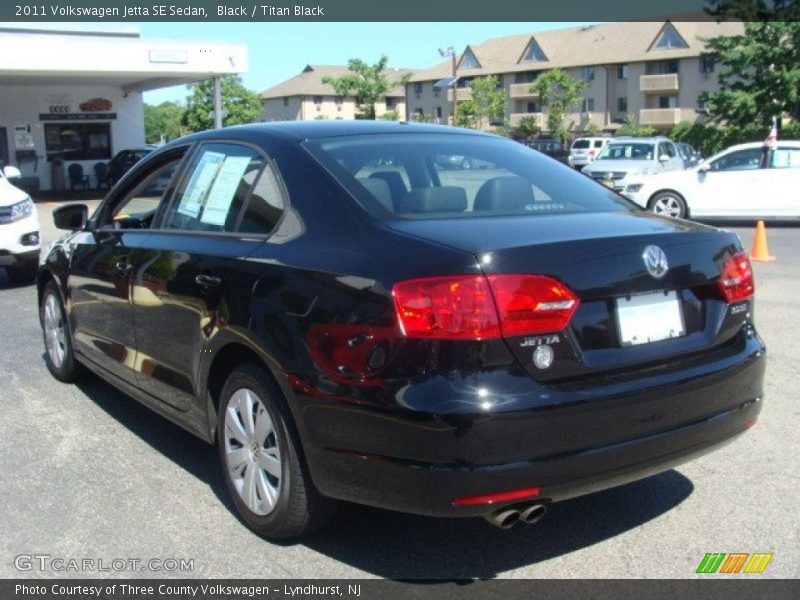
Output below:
[38,122,765,539]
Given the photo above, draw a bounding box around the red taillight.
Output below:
[718,252,754,302]
[588,149,596,157]
[392,275,500,340]
[453,486,541,506]
[488,274,579,337]
[392,274,578,340]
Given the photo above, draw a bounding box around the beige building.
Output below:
[261,64,412,121]
[407,21,744,132]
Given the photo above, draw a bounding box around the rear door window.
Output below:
[160,143,285,234]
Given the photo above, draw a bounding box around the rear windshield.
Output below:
[571,139,591,149]
[598,142,656,161]
[304,133,636,220]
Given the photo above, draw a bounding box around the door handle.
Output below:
[113,260,132,276]
[195,273,222,292]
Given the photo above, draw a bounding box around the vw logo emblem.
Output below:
[642,245,669,279]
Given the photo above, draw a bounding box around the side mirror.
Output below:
[53,203,89,230]
[3,166,22,180]
[658,154,670,163]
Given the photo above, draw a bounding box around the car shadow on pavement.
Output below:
[73,371,694,580]
[303,470,694,579]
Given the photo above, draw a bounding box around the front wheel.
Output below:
[40,282,85,382]
[217,362,336,540]
[648,191,687,219]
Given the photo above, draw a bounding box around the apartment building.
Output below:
[261,64,412,121]
[406,21,743,132]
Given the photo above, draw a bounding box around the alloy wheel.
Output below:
[43,293,67,369]
[653,195,683,218]
[223,388,282,516]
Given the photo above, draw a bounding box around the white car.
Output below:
[624,141,800,219]
[568,137,610,169]
[582,137,685,192]
[0,166,40,283]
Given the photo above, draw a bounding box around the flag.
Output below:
[764,116,778,147]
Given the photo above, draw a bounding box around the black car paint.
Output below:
[39,122,765,519]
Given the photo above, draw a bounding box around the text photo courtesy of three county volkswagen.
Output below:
[0,12,798,581]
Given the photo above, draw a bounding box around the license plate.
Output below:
[616,291,685,346]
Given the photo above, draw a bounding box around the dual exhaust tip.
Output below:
[485,502,548,529]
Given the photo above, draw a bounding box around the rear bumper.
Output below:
[298,334,765,518]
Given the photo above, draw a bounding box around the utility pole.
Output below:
[439,47,458,126]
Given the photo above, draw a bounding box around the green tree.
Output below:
[144,101,187,144]
[380,110,400,121]
[616,114,658,137]
[514,115,541,141]
[706,0,800,21]
[699,21,800,128]
[322,55,411,120]
[455,75,507,130]
[182,75,262,132]
[531,69,588,143]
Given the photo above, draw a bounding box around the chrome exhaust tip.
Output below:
[518,503,547,525]
[485,508,521,529]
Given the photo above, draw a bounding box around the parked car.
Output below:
[39,122,764,539]
[527,138,569,164]
[623,141,800,219]
[568,137,611,169]
[107,147,155,185]
[676,142,703,169]
[0,165,40,283]
[582,136,684,191]
[434,154,492,170]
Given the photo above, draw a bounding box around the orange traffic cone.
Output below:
[750,220,775,262]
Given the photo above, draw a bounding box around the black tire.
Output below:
[7,258,39,285]
[648,191,688,219]
[216,362,336,540]
[40,281,86,382]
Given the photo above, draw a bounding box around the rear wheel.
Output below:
[217,362,336,540]
[649,191,687,219]
[7,258,38,284]
[40,282,85,382]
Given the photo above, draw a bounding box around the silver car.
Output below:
[582,136,684,192]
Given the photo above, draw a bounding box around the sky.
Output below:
[139,22,594,105]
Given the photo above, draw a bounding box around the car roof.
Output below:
[609,136,671,143]
[172,121,488,145]
[722,140,800,151]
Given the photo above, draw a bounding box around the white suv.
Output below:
[0,166,40,283]
[568,137,610,169]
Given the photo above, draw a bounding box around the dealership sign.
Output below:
[39,94,116,121]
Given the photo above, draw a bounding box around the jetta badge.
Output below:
[643,245,669,279]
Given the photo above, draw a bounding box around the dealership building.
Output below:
[0,24,247,191]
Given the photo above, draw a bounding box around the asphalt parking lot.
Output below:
[1,200,798,579]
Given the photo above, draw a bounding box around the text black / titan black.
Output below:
[38,121,765,539]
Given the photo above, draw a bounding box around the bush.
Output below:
[668,120,800,157]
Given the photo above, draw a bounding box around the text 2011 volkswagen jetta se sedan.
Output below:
[38,122,765,539]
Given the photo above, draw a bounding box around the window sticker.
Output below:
[178,151,225,218]
[200,156,252,226]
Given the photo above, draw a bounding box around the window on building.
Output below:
[582,66,595,80]
[653,23,689,50]
[617,64,629,79]
[700,55,715,74]
[282,97,289,107]
[617,97,628,112]
[435,106,442,119]
[385,97,395,108]
[44,123,112,161]
[658,95,678,109]
[459,47,481,69]
[582,98,595,113]
[520,38,547,62]
[660,61,679,74]
[335,96,343,112]
[313,96,323,105]
[414,83,423,95]
[527,101,542,113]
